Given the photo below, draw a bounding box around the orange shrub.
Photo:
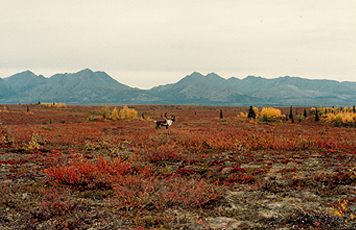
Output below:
[40,102,66,108]
[238,112,248,118]
[260,107,282,119]
[0,106,9,113]
[56,103,67,108]
[322,110,356,126]
[111,107,119,121]
[253,106,259,117]
[119,105,138,120]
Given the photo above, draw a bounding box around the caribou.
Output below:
[155,112,176,129]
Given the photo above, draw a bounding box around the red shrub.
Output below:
[226,174,255,184]
[146,150,186,163]
[45,156,132,189]
[114,176,222,210]
[0,159,28,165]
[176,168,194,176]
[229,166,248,174]
[29,187,78,221]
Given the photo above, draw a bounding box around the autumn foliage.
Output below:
[260,107,282,119]
[0,104,356,229]
[39,102,67,108]
[111,107,119,121]
[322,110,356,127]
[119,105,138,120]
[45,156,132,189]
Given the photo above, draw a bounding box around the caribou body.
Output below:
[155,112,176,129]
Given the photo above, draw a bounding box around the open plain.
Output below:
[0,104,355,229]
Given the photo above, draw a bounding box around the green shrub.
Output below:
[101,105,111,119]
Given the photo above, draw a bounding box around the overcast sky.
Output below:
[1,1,355,89]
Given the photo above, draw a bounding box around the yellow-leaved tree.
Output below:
[253,107,259,117]
[111,107,119,121]
[260,107,282,122]
[321,109,356,127]
[119,105,138,120]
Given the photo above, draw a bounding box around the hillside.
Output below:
[0,69,157,104]
[148,73,356,106]
[148,72,260,105]
[1,69,356,106]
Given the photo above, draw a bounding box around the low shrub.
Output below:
[259,107,282,122]
[100,105,111,119]
[119,105,138,120]
[45,156,132,189]
[39,103,66,108]
[321,109,356,127]
[114,176,222,210]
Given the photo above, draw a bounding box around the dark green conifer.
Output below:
[289,106,294,122]
[315,108,320,122]
[247,106,256,119]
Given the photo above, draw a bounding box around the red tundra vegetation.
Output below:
[0,104,355,229]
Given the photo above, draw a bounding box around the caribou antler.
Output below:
[155,112,175,129]
[161,112,169,121]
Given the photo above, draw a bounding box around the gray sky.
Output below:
[1,1,355,89]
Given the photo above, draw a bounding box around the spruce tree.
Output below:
[247,106,256,119]
[289,106,294,122]
[303,108,307,118]
[353,105,355,113]
[219,109,223,119]
[315,108,320,122]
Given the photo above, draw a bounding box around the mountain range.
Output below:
[1,68,356,106]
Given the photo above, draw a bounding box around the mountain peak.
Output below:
[245,75,259,79]
[78,68,93,74]
[181,72,227,85]
[6,70,38,80]
[206,72,221,78]
[189,72,204,77]
[24,70,35,74]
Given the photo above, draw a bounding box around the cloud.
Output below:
[1,0,355,88]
